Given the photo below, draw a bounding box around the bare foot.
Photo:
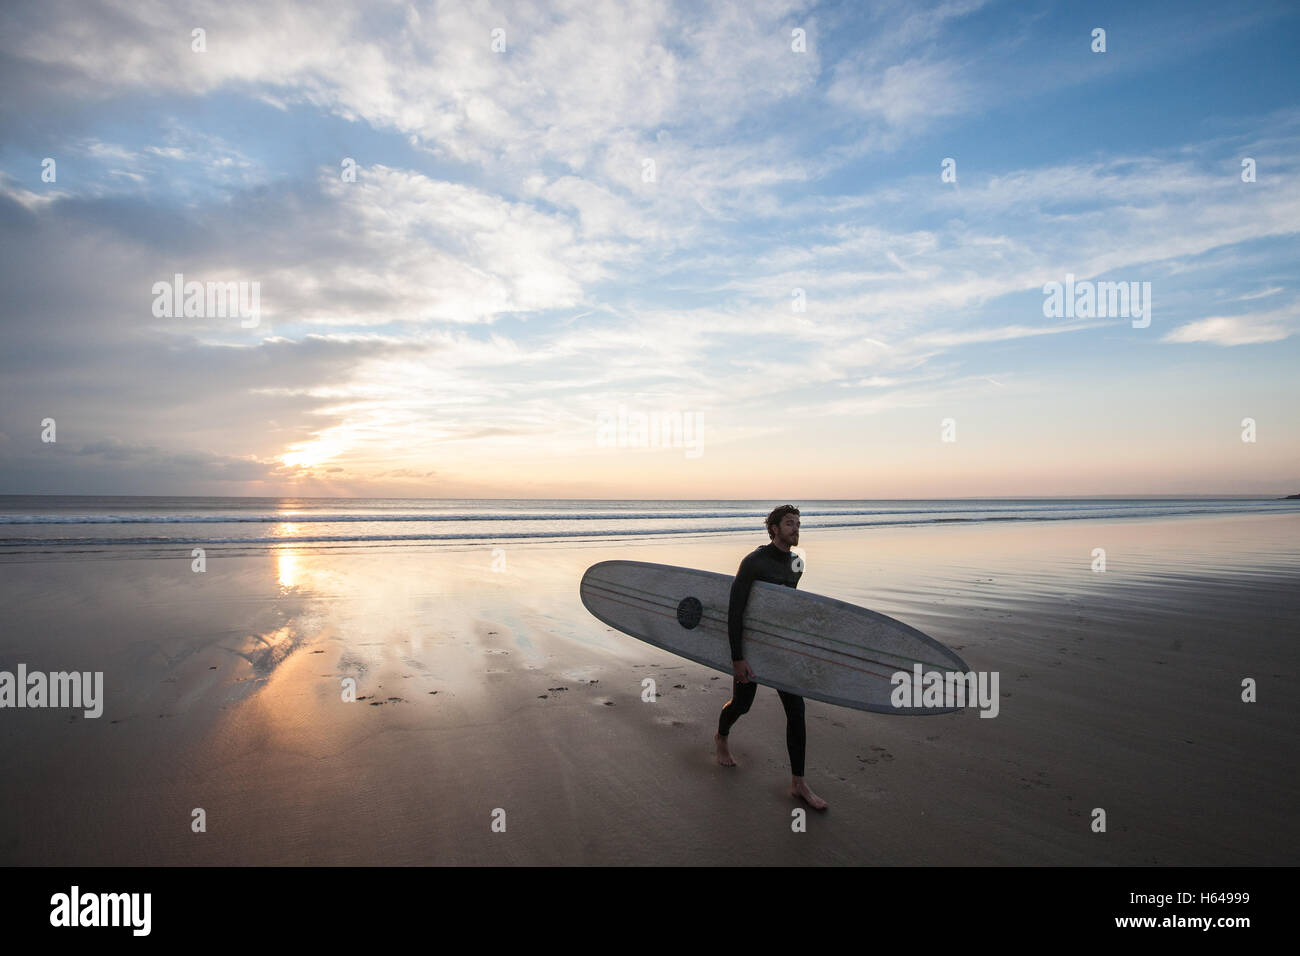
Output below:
[791,778,828,810]
[715,732,737,766]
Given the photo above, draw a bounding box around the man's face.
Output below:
[773,513,800,546]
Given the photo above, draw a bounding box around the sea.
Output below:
[0,495,1296,558]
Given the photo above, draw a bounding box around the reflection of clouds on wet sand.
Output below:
[223,624,299,676]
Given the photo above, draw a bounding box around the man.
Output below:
[715,504,828,811]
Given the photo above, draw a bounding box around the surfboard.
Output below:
[580,559,971,715]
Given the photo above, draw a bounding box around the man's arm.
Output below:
[727,553,758,661]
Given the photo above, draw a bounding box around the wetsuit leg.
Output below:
[776,690,806,776]
[717,678,758,736]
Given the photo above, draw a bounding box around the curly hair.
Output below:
[765,504,800,539]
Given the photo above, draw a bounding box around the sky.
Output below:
[0,0,1297,499]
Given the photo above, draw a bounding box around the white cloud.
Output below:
[1162,310,1296,346]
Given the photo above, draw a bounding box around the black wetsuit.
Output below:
[717,542,806,776]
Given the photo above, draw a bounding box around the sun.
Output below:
[280,437,344,469]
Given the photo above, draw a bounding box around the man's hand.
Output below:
[732,659,755,683]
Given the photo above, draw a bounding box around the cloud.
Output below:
[3,0,820,169]
[1162,310,1296,346]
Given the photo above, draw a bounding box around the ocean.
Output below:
[0,495,1296,556]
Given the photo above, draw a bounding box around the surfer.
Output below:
[715,504,828,811]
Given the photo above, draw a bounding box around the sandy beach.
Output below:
[1,512,1297,865]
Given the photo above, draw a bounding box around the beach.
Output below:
[1,511,1297,865]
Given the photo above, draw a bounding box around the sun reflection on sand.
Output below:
[276,548,301,590]
[274,521,303,590]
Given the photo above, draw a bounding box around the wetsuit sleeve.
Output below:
[727,554,758,661]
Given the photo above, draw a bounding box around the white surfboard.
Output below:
[580,560,971,714]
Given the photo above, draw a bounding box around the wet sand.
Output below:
[0,513,1297,865]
